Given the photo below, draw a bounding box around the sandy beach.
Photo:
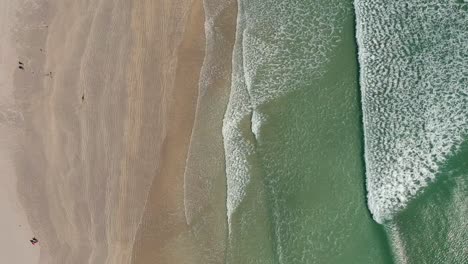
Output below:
[5,0,215,263]
[5,0,465,263]
[131,0,238,263]
[0,0,40,263]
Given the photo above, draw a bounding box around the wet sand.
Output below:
[129,0,206,263]
[131,0,238,263]
[10,0,208,263]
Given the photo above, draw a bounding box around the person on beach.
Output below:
[30,237,38,245]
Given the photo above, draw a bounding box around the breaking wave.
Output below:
[223,0,349,227]
[355,0,468,223]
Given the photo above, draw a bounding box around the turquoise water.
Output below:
[355,0,468,224]
[388,140,468,264]
[355,0,467,262]
[218,0,467,263]
[222,0,394,263]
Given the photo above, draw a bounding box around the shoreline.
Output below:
[129,0,208,262]
[182,0,238,261]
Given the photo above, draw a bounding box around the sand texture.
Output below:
[131,0,238,263]
[9,0,208,263]
[0,0,40,262]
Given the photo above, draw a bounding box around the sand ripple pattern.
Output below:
[355,0,468,223]
[13,0,187,263]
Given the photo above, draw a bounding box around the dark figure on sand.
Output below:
[30,237,38,245]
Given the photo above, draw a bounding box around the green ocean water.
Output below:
[220,0,467,263]
[250,19,394,263]
[223,0,395,263]
[388,139,468,264]
[355,1,467,263]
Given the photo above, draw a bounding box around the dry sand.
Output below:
[0,0,40,263]
[7,0,212,263]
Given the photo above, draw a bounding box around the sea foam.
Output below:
[223,0,348,227]
[355,0,468,223]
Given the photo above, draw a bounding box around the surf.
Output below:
[355,0,468,223]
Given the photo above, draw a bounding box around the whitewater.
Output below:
[223,0,349,228]
[183,0,466,262]
[218,0,395,263]
[355,0,468,223]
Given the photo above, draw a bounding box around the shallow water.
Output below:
[8,0,467,263]
[221,0,394,263]
[388,140,468,264]
[355,0,468,224]
[218,0,467,263]
[355,0,468,263]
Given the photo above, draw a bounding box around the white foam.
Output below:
[355,0,468,223]
[223,0,349,227]
[251,110,265,140]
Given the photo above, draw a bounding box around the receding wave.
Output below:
[223,0,349,227]
[355,0,468,223]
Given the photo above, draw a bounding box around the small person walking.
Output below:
[30,237,38,245]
